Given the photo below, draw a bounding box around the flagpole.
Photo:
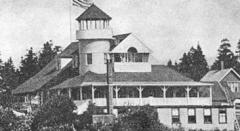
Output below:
[69,0,72,43]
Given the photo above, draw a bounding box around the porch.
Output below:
[57,82,213,106]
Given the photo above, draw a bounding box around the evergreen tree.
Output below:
[211,38,236,70]
[177,45,209,81]
[1,58,19,93]
[191,45,209,81]
[167,60,173,68]
[0,57,4,92]
[38,40,61,69]
[178,52,192,78]
[19,47,40,84]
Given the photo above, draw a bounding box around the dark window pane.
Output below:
[87,54,92,65]
[219,108,227,124]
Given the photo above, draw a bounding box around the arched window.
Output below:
[127,47,137,53]
[127,47,137,62]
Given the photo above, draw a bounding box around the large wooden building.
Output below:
[13,4,240,130]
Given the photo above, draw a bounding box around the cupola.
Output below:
[76,4,113,39]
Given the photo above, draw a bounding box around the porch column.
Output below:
[163,86,166,98]
[186,86,190,104]
[40,91,44,105]
[57,90,61,95]
[91,85,95,102]
[80,87,83,100]
[197,87,200,97]
[137,86,143,105]
[47,90,50,98]
[163,86,167,105]
[209,86,212,100]
[68,88,72,98]
[114,86,120,106]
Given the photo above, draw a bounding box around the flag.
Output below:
[73,0,93,9]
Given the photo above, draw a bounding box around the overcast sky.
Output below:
[1,0,240,67]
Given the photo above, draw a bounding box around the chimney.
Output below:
[221,61,224,70]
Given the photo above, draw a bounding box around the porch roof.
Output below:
[51,65,212,90]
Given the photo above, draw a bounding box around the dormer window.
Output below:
[112,47,149,63]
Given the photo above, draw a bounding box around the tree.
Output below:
[38,40,61,69]
[178,52,192,78]
[0,107,18,131]
[167,60,173,67]
[1,58,19,92]
[113,105,182,131]
[0,58,4,92]
[211,38,236,70]
[19,47,40,84]
[175,45,209,81]
[190,45,209,81]
[31,95,77,131]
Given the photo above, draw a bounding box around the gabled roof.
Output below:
[51,65,195,89]
[76,4,111,21]
[111,34,152,53]
[113,33,131,43]
[12,42,78,94]
[12,59,72,94]
[60,42,79,58]
[201,68,240,82]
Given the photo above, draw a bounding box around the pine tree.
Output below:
[178,52,192,78]
[19,47,40,84]
[38,41,61,69]
[1,58,19,93]
[177,45,209,81]
[167,60,173,68]
[211,38,235,70]
[191,45,209,81]
[0,57,4,92]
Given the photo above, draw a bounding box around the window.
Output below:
[204,108,212,124]
[228,82,239,92]
[188,108,196,123]
[172,108,180,124]
[219,108,227,124]
[86,53,92,65]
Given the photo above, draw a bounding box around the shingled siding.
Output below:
[222,71,240,82]
[42,67,79,91]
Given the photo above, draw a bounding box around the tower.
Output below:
[76,4,113,74]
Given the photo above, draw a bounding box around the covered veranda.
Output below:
[53,82,213,106]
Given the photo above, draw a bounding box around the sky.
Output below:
[1,0,240,67]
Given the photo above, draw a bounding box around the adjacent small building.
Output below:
[13,4,239,130]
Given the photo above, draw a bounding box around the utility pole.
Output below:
[106,53,113,114]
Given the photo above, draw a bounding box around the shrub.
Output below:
[0,107,19,131]
[113,105,173,131]
[31,95,77,131]
[74,102,97,130]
